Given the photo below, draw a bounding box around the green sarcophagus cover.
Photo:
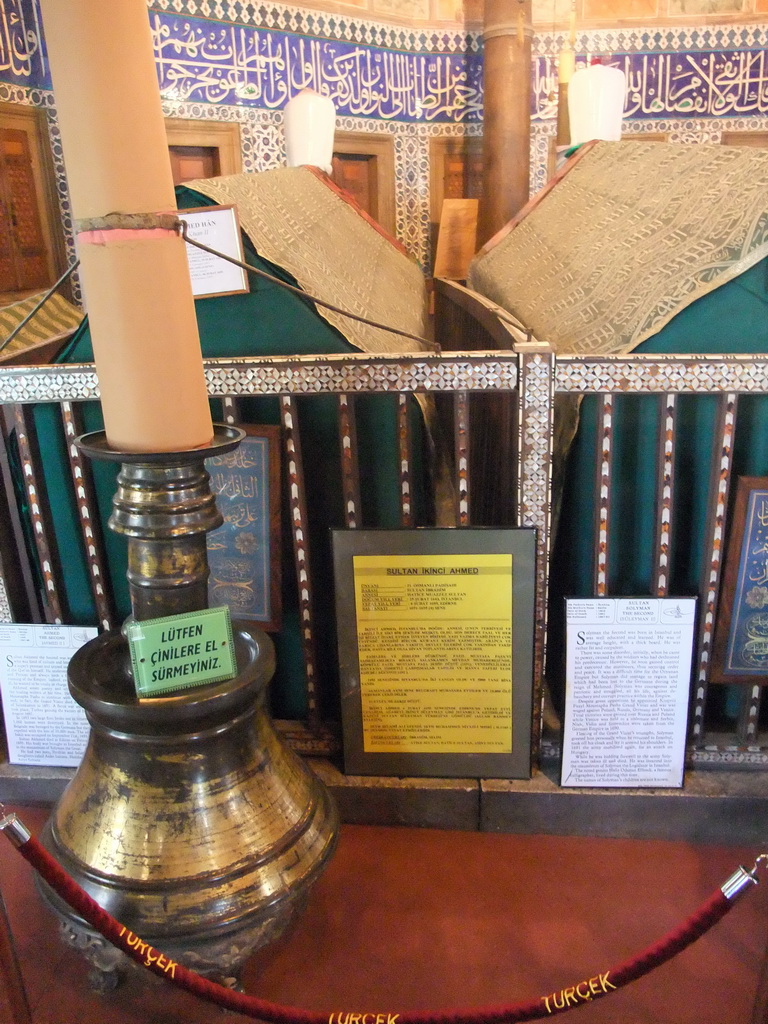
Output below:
[31,168,431,719]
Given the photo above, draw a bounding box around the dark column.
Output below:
[477,0,532,247]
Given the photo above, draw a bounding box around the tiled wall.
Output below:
[2,0,767,274]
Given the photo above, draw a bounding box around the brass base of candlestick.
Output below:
[36,428,339,987]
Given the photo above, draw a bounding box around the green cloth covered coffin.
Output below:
[30,171,431,719]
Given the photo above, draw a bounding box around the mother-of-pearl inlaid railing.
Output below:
[2,322,768,770]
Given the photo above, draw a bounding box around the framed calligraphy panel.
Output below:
[206,425,281,632]
[711,477,768,684]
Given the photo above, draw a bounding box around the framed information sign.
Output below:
[206,425,281,631]
[332,529,536,779]
[0,623,95,767]
[177,204,249,299]
[562,597,697,788]
[711,477,768,684]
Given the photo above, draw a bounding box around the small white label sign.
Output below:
[178,204,249,299]
[0,623,96,766]
[562,598,696,788]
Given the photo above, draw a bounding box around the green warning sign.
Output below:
[125,606,236,697]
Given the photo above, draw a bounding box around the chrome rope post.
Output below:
[721,853,768,902]
[0,810,30,849]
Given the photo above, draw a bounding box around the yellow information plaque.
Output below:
[354,553,513,754]
[333,529,535,779]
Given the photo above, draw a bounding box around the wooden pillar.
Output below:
[477,0,532,248]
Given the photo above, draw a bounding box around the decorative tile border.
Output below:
[151,0,482,54]
[533,23,768,57]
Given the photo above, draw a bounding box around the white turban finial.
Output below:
[284,89,337,174]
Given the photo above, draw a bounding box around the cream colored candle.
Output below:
[40,0,213,452]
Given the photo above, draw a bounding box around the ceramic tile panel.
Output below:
[530,120,555,194]
[394,127,432,265]
[533,31,768,120]
[151,11,482,123]
[0,0,47,88]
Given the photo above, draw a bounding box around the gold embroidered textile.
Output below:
[468,141,768,355]
[0,291,82,361]
[184,167,429,354]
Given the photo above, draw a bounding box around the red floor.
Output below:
[0,804,766,1023]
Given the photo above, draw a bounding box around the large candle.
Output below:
[39,0,213,452]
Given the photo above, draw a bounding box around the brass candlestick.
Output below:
[37,427,338,988]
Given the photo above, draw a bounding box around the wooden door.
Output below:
[331,152,376,219]
[0,128,48,293]
[168,144,222,185]
[165,119,242,188]
[441,141,483,203]
[330,132,396,236]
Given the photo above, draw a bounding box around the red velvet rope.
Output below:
[17,832,739,1023]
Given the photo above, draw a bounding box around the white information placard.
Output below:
[0,623,96,767]
[177,205,249,299]
[562,598,696,789]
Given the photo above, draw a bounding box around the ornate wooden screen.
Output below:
[0,330,767,775]
[0,349,535,762]
[554,354,768,767]
[434,279,768,769]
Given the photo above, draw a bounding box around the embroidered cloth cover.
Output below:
[183,166,429,354]
[0,291,82,361]
[468,140,768,355]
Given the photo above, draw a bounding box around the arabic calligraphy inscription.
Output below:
[206,427,282,630]
[6,2,768,124]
